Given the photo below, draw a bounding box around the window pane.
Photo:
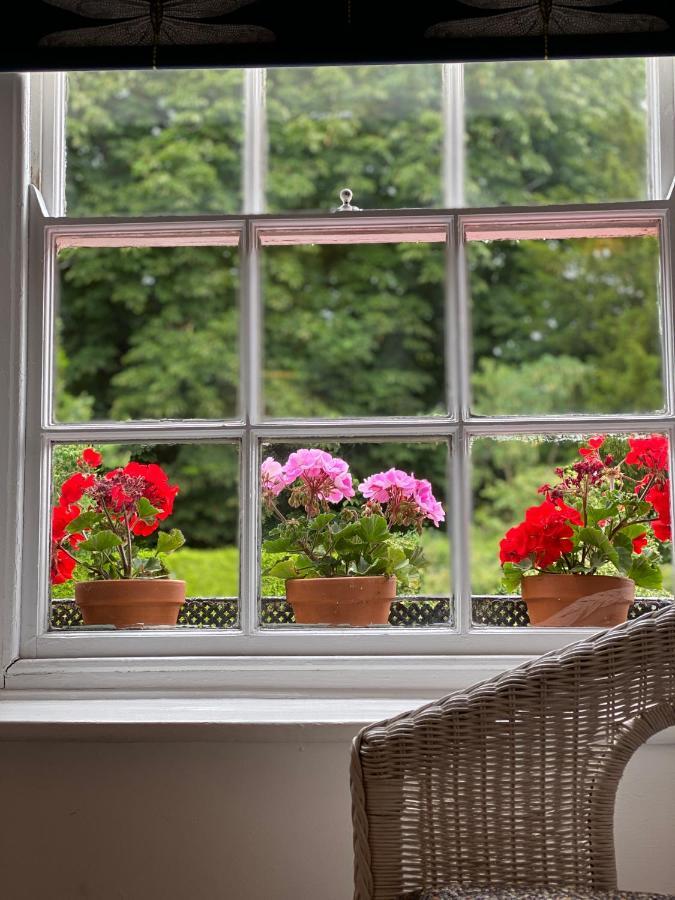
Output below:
[263,241,446,418]
[65,70,244,216]
[471,434,673,627]
[265,65,443,212]
[54,245,239,422]
[469,232,663,416]
[50,442,239,629]
[465,58,648,207]
[260,440,451,627]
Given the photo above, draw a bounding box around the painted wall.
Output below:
[0,734,673,900]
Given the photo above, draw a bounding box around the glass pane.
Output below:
[50,442,239,629]
[469,232,663,416]
[471,433,673,627]
[65,70,244,216]
[266,65,443,212]
[263,241,446,418]
[54,245,239,422]
[259,441,451,627]
[465,58,648,207]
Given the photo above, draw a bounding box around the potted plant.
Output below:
[261,449,445,625]
[51,447,186,627]
[499,434,671,627]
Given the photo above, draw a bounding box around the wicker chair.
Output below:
[351,604,675,900]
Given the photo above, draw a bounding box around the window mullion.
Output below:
[450,216,472,635]
[243,69,267,215]
[442,64,465,209]
[240,219,262,634]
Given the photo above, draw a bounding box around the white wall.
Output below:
[0,735,673,900]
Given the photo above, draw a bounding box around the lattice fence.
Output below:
[50,595,672,629]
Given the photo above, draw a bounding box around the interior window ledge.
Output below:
[0,696,430,742]
[1,694,674,745]
[3,653,535,696]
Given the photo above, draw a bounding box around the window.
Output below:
[2,59,674,692]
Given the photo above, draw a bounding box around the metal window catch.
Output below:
[332,187,360,212]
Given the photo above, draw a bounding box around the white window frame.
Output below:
[1,62,675,696]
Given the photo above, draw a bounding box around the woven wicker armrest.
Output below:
[352,606,675,900]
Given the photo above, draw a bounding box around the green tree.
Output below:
[58,59,657,589]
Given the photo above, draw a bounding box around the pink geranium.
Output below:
[359,468,417,503]
[283,449,354,504]
[413,478,446,527]
[261,449,354,516]
[359,468,445,528]
[261,457,288,499]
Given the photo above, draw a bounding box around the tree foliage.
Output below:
[58,58,660,595]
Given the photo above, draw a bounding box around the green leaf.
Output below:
[620,524,650,540]
[612,532,633,574]
[309,512,336,531]
[576,527,618,567]
[156,528,185,555]
[137,497,161,519]
[266,553,317,580]
[266,559,299,580]
[262,536,294,553]
[627,555,663,590]
[66,510,103,533]
[132,555,164,575]
[357,515,388,544]
[587,504,618,525]
[79,530,124,552]
[501,562,524,593]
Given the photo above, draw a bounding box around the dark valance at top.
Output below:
[3,1,675,72]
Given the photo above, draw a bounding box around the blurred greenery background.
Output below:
[52,58,672,609]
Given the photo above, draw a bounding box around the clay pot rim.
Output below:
[285,575,394,585]
[522,573,632,587]
[76,578,185,586]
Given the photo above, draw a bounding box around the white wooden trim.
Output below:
[243,68,266,215]
[648,58,675,202]
[443,63,465,209]
[0,74,29,677]
[29,72,66,218]
[3,653,538,694]
[4,67,675,697]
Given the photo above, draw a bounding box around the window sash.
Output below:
[7,65,675,675]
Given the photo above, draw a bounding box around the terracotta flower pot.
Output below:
[521,573,634,628]
[75,578,186,627]
[286,575,396,626]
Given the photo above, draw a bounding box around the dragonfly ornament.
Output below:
[425,0,668,57]
[39,0,275,48]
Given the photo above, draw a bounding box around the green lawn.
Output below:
[168,546,239,597]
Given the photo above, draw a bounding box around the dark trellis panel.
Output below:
[2,1,675,72]
[50,596,672,629]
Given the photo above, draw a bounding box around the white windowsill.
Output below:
[0,696,424,741]
[1,692,674,745]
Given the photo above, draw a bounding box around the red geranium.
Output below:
[579,436,605,457]
[632,533,648,555]
[122,461,179,535]
[500,435,672,593]
[79,448,102,468]
[49,448,183,585]
[59,472,94,506]
[626,434,669,473]
[499,499,581,569]
[51,548,76,585]
[646,481,671,542]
